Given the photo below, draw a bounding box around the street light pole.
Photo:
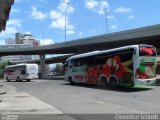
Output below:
[65,2,70,45]
[103,8,109,34]
[105,11,108,34]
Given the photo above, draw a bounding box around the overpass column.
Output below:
[39,54,46,79]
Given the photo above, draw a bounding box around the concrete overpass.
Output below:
[1,24,160,78]
[0,24,160,56]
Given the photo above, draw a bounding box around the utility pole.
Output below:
[65,2,70,45]
[105,11,108,34]
[104,9,109,34]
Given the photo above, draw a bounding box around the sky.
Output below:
[0,0,160,45]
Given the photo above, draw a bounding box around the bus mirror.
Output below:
[69,65,73,68]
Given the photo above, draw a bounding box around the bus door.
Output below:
[71,59,87,83]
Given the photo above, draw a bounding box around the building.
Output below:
[5,38,16,44]
[16,32,40,46]
[15,32,23,44]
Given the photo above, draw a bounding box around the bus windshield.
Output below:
[139,46,156,56]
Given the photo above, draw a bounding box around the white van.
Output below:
[3,64,38,82]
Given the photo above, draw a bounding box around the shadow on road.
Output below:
[3,80,35,83]
[63,83,153,93]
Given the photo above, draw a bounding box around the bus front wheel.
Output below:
[68,77,74,85]
[100,77,108,88]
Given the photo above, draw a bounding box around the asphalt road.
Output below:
[1,79,160,119]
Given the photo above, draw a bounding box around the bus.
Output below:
[3,64,38,82]
[63,44,157,88]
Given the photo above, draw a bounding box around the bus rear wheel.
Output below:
[16,77,20,82]
[109,77,118,89]
[6,77,10,82]
[27,79,30,82]
[100,77,108,88]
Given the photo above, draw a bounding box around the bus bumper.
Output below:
[134,78,156,86]
[27,76,39,80]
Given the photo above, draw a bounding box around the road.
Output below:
[0,79,160,120]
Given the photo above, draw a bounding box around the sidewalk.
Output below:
[0,81,81,120]
[0,81,63,114]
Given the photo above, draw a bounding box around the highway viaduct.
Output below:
[1,24,160,78]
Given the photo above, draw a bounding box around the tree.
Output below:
[0,61,13,78]
[55,63,62,75]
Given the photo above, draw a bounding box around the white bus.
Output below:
[3,64,38,82]
[63,45,157,88]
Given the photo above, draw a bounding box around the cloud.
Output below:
[49,0,75,35]
[110,25,117,29]
[107,15,117,21]
[40,38,55,45]
[1,19,21,36]
[128,15,135,19]
[31,7,47,21]
[67,28,75,35]
[84,0,109,15]
[11,8,20,13]
[58,0,75,14]
[0,26,17,44]
[78,31,83,37]
[1,27,17,35]
[15,0,25,3]
[66,24,75,34]
[7,19,21,27]
[114,6,132,13]
[50,11,65,30]
[84,0,99,9]
[98,1,110,15]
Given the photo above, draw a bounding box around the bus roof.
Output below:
[5,63,38,68]
[67,44,154,60]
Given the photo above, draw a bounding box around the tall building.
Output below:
[15,32,23,44]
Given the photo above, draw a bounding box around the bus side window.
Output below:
[8,69,15,73]
[69,60,75,68]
